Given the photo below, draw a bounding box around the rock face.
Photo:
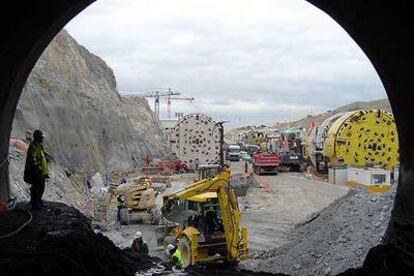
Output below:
[12,29,167,174]
[9,30,168,207]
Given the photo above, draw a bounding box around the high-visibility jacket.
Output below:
[117,195,124,207]
[24,142,48,184]
[172,249,184,268]
[32,143,48,176]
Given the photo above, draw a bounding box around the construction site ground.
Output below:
[99,161,381,274]
[237,167,348,253]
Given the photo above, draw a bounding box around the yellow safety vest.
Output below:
[33,143,48,176]
[172,249,184,268]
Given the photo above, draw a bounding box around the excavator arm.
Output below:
[162,170,230,209]
[218,184,249,260]
[162,168,249,262]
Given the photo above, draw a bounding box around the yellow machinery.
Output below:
[324,109,399,170]
[114,179,160,225]
[161,168,249,267]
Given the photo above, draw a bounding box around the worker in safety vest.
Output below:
[167,244,184,269]
[24,130,49,210]
[116,194,125,222]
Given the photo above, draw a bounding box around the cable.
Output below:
[0,210,33,239]
[0,251,90,276]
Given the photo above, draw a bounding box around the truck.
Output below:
[244,144,260,156]
[160,168,249,268]
[226,144,241,161]
[252,152,280,175]
[278,152,306,172]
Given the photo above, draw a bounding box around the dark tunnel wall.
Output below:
[307,0,414,256]
[0,0,413,269]
[0,0,95,201]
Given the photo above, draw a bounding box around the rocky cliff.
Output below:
[13,29,167,173]
[9,30,168,207]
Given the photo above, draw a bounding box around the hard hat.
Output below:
[134,231,142,239]
[167,244,175,251]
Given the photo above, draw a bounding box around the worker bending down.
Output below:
[132,231,149,255]
[167,244,183,269]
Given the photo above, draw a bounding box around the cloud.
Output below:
[65,0,386,128]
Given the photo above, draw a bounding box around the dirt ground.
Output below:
[240,175,349,252]
[230,162,349,253]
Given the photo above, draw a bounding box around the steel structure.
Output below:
[144,88,180,119]
[167,96,195,119]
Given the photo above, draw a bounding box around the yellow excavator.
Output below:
[161,167,249,268]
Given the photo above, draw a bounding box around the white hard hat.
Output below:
[167,244,175,251]
[134,231,142,239]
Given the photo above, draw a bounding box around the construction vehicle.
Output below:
[278,152,306,172]
[114,178,160,225]
[226,145,241,161]
[252,152,280,175]
[160,168,249,268]
[244,144,260,156]
[277,128,306,172]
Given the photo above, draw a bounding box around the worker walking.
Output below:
[167,244,184,269]
[24,130,49,210]
[131,231,149,255]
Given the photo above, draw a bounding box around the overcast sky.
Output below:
[65,0,386,129]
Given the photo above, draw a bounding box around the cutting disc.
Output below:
[170,113,220,170]
[324,109,399,170]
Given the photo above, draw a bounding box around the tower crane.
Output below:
[123,88,180,119]
[167,96,195,119]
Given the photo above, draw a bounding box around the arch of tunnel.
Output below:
[1,0,414,272]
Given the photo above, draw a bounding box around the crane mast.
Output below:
[143,88,180,119]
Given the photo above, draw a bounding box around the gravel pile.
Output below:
[243,186,396,275]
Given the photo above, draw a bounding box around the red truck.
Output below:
[252,152,280,175]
